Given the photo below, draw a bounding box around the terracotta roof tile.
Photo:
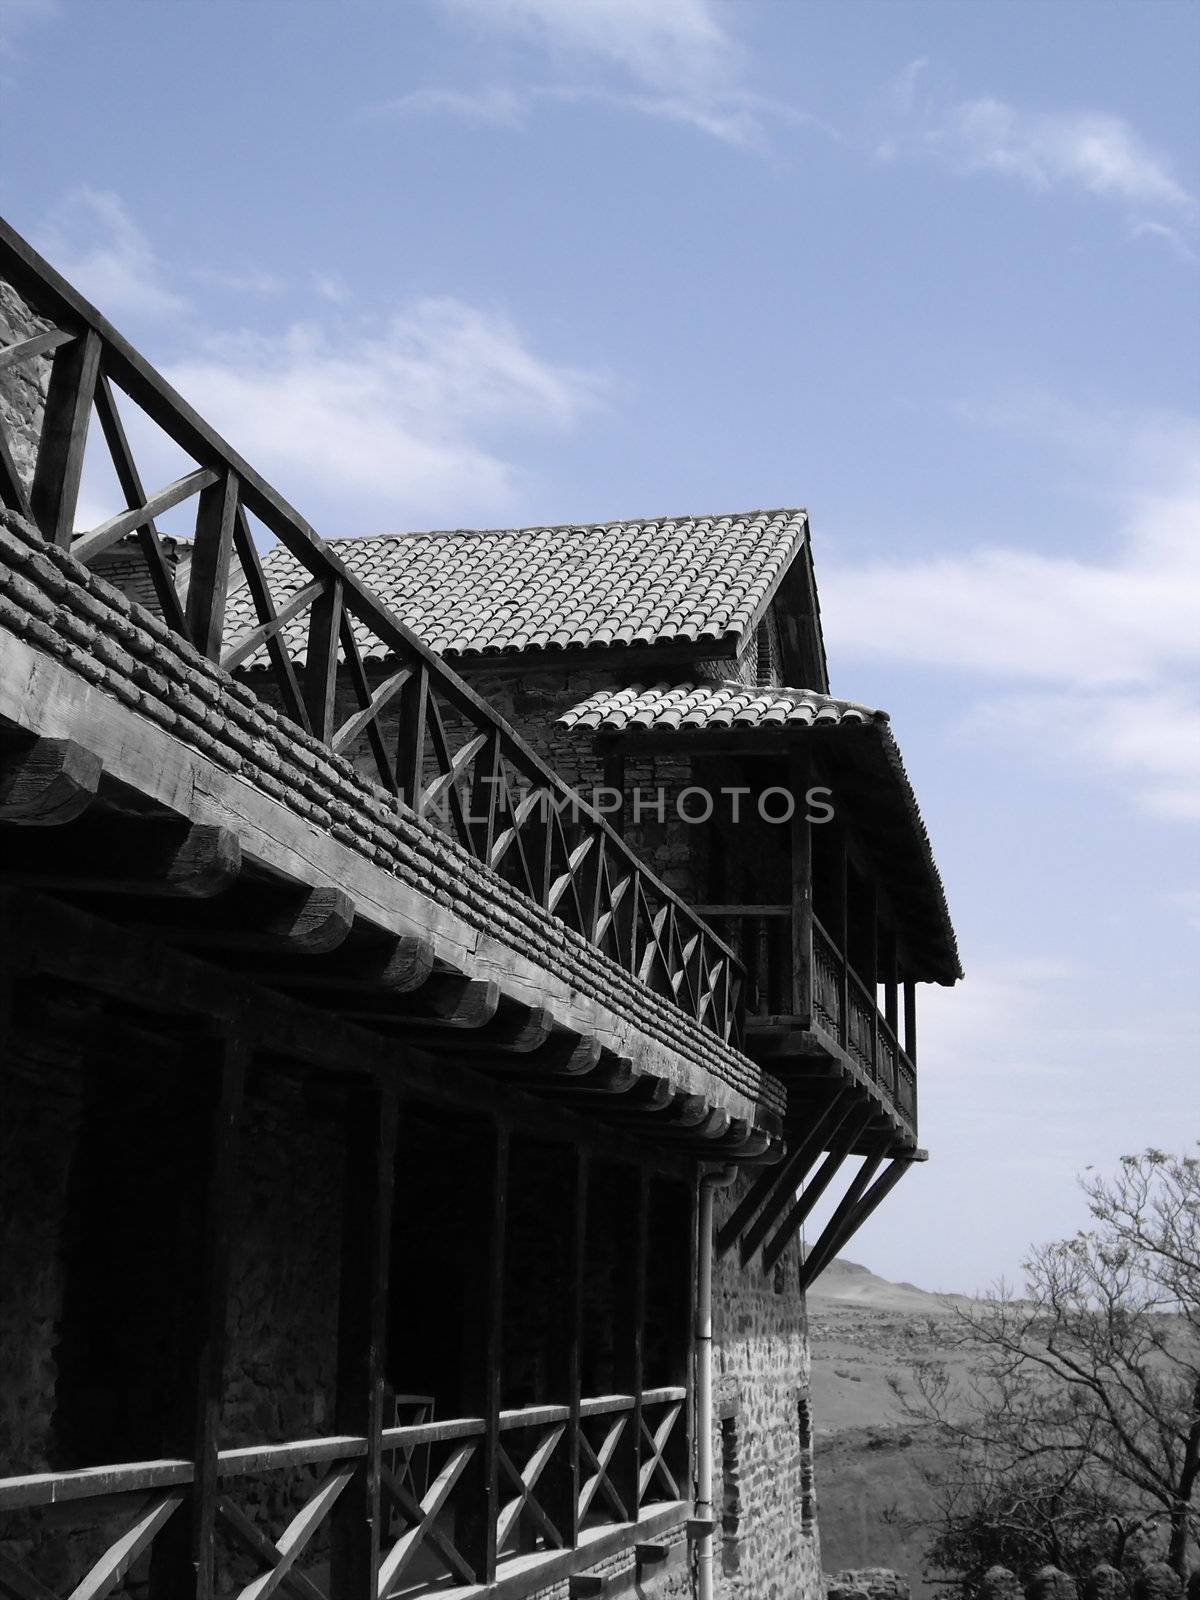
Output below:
[558,681,882,734]
[225,509,808,665]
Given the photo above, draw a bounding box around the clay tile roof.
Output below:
[558,681,961,985]
[558,681,881,734]
[224,509,809,665]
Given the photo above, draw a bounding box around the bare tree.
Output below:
[893,1148,1200,1587]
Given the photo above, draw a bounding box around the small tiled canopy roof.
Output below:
[561,680,883,733]
[560,681,962,985]
[225,509,808,664]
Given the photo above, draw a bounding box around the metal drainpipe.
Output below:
[696,1163,739,1600]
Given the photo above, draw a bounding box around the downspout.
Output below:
[696,1163,739,1600]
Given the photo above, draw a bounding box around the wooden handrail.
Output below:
[0,216,746,1052]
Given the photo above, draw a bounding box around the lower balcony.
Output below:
[0,1390,688,1599]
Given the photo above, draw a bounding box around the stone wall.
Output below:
[710,1173,823,1600]
[0,278,52,491]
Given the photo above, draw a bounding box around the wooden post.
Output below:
[865,877,879,1081]
[186,469,239,662]
[459,1119,509,1580]
[30,328,100,546]
[612,1169,648,1520]
[303,576,344,743]
[834,832,849,1049]
[883,930,898,1036]
[789,747,813,1023]
[544,1145,588,1542]
[903,979,917,1065]
[148,1032,247,1600]
[330,1082,399,1596]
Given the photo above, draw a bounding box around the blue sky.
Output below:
[2,0,1197,1292]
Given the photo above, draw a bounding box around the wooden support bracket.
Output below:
[569,1574,608,1598]
[1,817,241,898]
[0,737,101,826]
[635,1541,672,1574]
[133,884,355,956]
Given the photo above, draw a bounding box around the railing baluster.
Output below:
[395,661,429,811]
[93,373,190,637]
[302,576,343,742]
[187,467,239,663]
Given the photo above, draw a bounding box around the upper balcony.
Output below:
[561,682,962,1156]
[0,215,784,1161]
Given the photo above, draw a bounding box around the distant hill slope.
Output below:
[807,1257,969,1315]
[808,1259,976,1597]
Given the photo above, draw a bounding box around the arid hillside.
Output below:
[808,1260,975,1597]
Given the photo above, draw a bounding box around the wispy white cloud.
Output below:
[374,84,530,128]
[1127,217,1199,265]
[441,0,732,93]
[33,188,189,320]
[44,190,600,532]
[879,65,1192,219]
[370,77,815,150]
[396,0,826,151]
[822,401,1200,820]
[165,302,601,528]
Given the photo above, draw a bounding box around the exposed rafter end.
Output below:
[0,735,102,826]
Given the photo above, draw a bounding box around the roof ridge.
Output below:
[329,508,809,543]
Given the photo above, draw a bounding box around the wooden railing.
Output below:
[0,1390,686,1600]
[813,917,917,1122]
[693,905,792,1017]
[0,218,744,1052]
[695,904,917,1127]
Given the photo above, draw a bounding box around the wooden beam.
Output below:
[92,373,190,636]
[716,1087,848,1259]
[0,325,74,372]
[797,1153,912,1295]
[0,737,101,825]
[71,466,217,565]
[148,1032,247,1600]
[459,1120,509,1581]
[303,577,344,742]
[243,931,436,996]
[342,974,500,1031]
[30,327,100,546]
[795,1141,889,1295]
[1,817,241,898]
[903,979,917,1065]
[330,1083,399,1595]
[185,469,239,663]
[133,884,355,955]
[760,1103,875,1274]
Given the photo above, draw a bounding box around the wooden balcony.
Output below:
[695,904,918,1140]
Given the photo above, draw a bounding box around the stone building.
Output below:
[0,214,960,1600]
